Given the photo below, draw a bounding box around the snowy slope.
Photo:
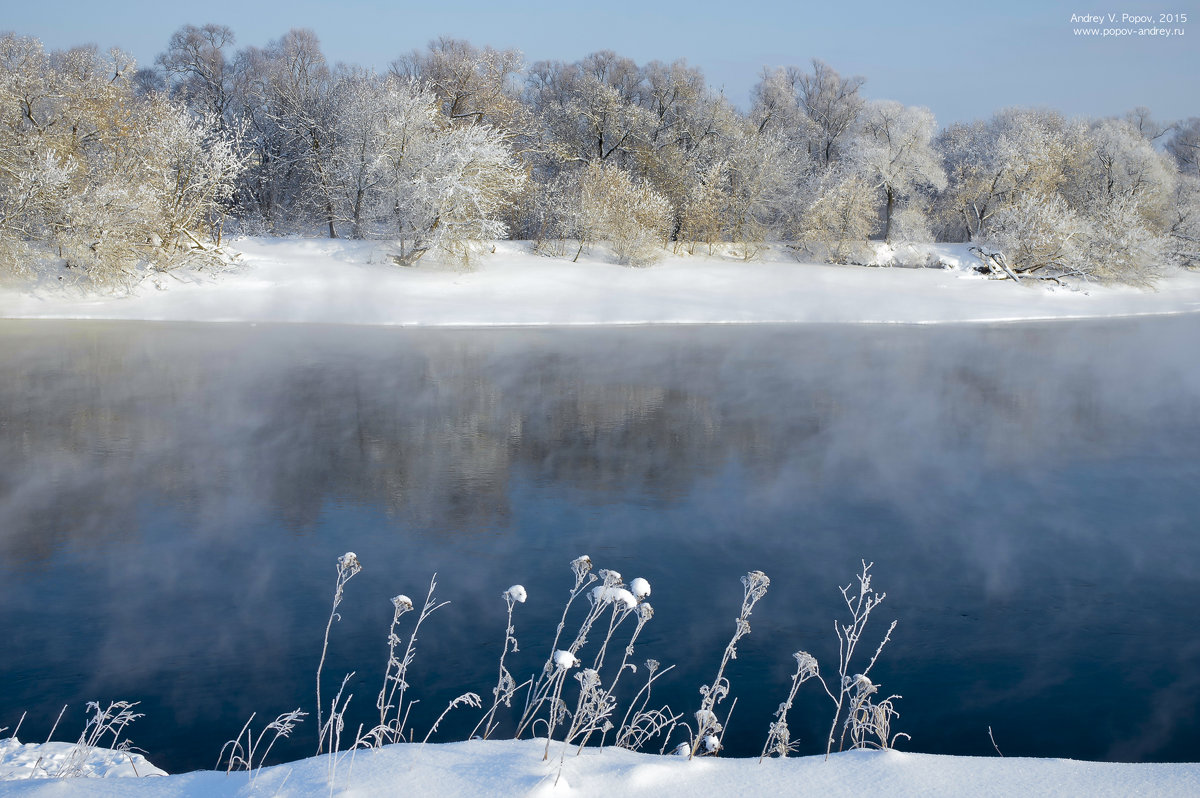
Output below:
[2,738,1200,797]
[3,238,1200,326]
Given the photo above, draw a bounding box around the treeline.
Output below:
[1,26,1198,285]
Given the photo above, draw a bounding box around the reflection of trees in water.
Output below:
[0,325,776,558]
[3,318,1199,564]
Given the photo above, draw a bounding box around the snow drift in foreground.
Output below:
[2,738,1199,797]
[3,238,1200,327]
[0,738,164,780]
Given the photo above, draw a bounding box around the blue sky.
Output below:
[6,0,1197,125]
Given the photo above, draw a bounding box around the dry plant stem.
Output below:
[56,701,145,778]
[422,693,482,747]
[614,661,678,751]
[588,603,631,674]
[471,595,523,740]
[46,706,67,743]
[316,553,361,754]
[515,557,596,738]
[322,674,354,792]
[820,560,896,758]
[571,602,653,752]
[217,714,256,771]
[375,597,414,737]
[690,571,770,759]
[389,576,448,742]
[8,712,26,741]
[541,667,572,761]
[760,651,818,761]
[320,673,355,761]
[217,709,306,783]
[547,571,631,748]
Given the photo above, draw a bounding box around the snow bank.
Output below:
[3,238,1200,327]
[0,738,165,780]
[2,739,1198,797]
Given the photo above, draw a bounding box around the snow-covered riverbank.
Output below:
[3,737,1200,797]
[4,238,1200,327]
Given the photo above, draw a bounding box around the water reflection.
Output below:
[0,319,1198,771]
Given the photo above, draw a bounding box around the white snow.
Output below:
[591,585,638,610]
[553,650,580,670]
[3,237,1200,327]
[629,578,651,600]
[0,738,165,780]
[2,739,1198,797]
[504,584,528,604]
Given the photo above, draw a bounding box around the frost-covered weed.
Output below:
[364,575,450,747]
[471,585,529,740]
[55,701,145,778]
[216,708,306,784]
[759,651,819,761]
[689,570,771,758]
[614,659,683,753]
[315,552,361,754]
[514,555,597,738]
[843,674,909,751]
[812,560,902,757]
[565,589,654,751]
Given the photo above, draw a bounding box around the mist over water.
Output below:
[1,318,1198,772]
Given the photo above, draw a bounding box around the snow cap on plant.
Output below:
[392,594,413,612]
[630,577,651,599]
[571,555,592,580]
[553,649,580,670]
[591,585,637,610]
[702,735,721,754]
[849,673,878,695]
[504,584,527,604]
[694,709,722,734]
[338,552,362,574]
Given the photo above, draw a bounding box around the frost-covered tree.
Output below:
[679,126,805,257]
[850,100,946,242]
[749,60,863,169]
[1168,174,1200,266]
[228,29,338,235]
[392,37,525,133]
[981,191,1082,278]
[0,34,246,284]
[793,163,876,263]
[524,52,654,169]
[1167,117,1200,177]
[794,59,865,167]
[1071,118,1176,223]
[557,161,671,266]
[393,122,526,266]
[309,71,524,264]
[156,24,237,122]
[749,67,808,137]
[1083,195,1170,283]
[935,109,1086,241]
[1123,106,1170,142]
[635,60,743,239]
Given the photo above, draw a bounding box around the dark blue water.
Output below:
[1,318,1198,773]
